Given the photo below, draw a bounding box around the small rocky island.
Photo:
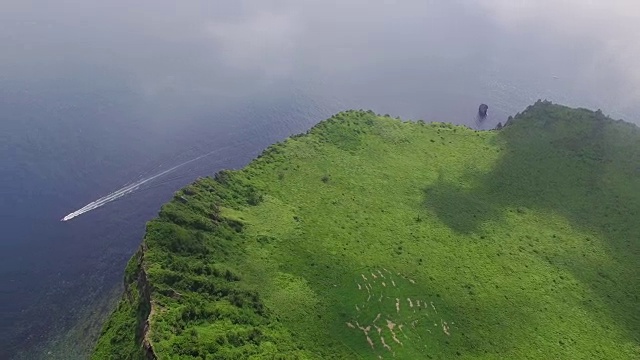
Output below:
[478,103,489,117]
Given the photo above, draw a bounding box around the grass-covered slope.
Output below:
[93,102,640,359]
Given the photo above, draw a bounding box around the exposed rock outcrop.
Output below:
[126,245,157,360]
[479,104,489,117]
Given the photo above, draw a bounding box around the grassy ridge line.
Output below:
[93,103,640,359]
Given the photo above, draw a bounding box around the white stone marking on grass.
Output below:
[382,281,386,287]
[356,305,360,312]
[371,272,378,279]
[383,268,391,274]
[392,332,403,345]
[366,336,375,349]
[373,313,381,323]
[391,280,396,287]
[351,321,376,349]
[377,270,385,278]
[395,298,400,313]
[386,320,403,346]
[375,324,382,335]
[386,319,396,331]
[441,320,451,336]
[409,279,416,284]
[378,293,383,302]
[358,283,362,290]
[407,298,414,308]
[362,274,368,282]
[356,322,371,334]
[381,336,392,352]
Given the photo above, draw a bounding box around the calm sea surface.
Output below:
[1,1,638,358]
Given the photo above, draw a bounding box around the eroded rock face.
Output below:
[479,104,489,117]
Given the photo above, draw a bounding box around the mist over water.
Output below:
[1,1,639,358]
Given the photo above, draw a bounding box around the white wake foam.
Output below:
[61,150,217,222]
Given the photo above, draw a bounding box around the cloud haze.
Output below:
[1,0,638,118]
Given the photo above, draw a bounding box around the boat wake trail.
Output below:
[61,150,217,222]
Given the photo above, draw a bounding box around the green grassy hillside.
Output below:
[93,102,640,359]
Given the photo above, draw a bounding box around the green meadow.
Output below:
[93,102,640,359]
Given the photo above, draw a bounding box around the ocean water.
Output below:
[1,1,639,358]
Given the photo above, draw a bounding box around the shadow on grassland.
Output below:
[424,101,640,346]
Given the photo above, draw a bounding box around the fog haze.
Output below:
[1,0,639,358]
[2,1,639,117]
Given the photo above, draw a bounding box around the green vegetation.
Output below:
[93,102,640,359]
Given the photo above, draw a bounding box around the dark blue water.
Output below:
[1,1,639,358]
[0,74,339,357]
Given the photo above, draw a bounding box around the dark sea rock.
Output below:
[479,104,489,117]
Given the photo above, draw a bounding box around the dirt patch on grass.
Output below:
[441,320,451,336]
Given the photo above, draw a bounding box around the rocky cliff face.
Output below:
[128,245,157,360]
[91,245,157,359]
